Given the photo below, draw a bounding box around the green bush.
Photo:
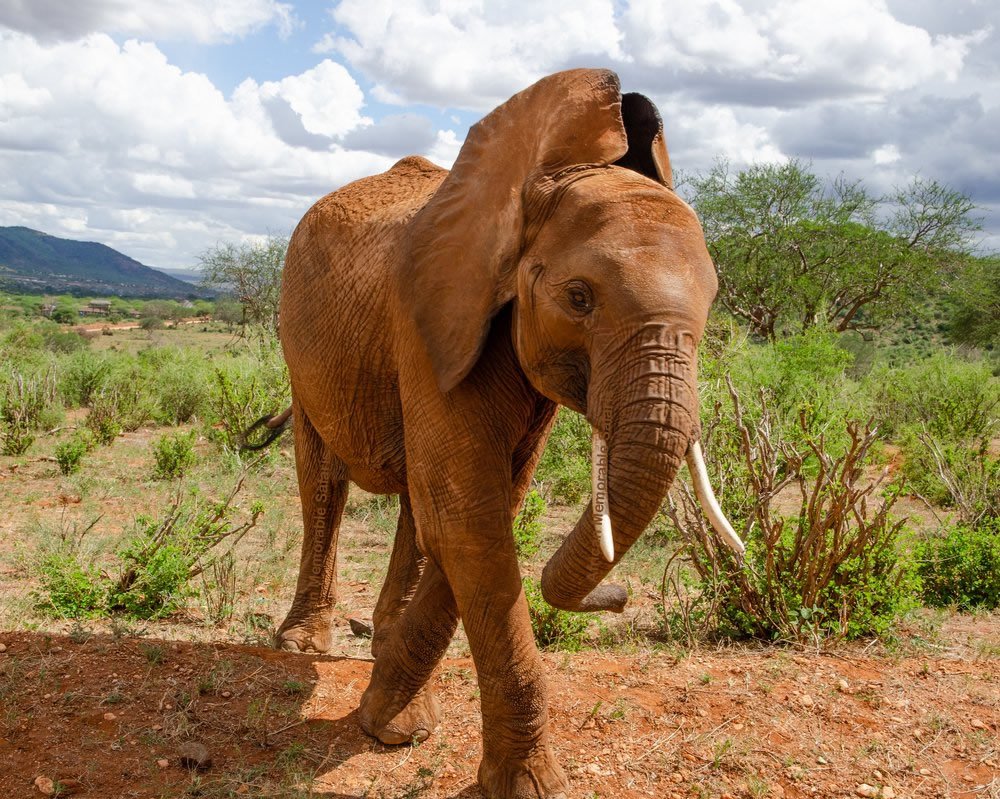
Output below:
[55,431,94,475]
[917,520,1000,610]
[522,577,589,651]
[206,339,290,454]
[701,326,862,461]
[667,384,916,643]
[59,349,112,407]
[513,489,545,558]
[867,352,999,442]
[150,355,210,424]
[109,536,192,618]
[0,367,57,455]
[152,430,197,480]
[35,552,105,618]
[536,409,591,504]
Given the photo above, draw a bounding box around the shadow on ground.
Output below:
[0,630,485,798]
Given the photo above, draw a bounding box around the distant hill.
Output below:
[0,226,204,298]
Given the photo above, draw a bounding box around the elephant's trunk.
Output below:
[541,328,696,612]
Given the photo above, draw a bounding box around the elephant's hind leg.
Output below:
[372,493,426,657]
[363,493,444,744]
[276,405,349,654]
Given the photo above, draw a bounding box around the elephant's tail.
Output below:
[239,406,293,451]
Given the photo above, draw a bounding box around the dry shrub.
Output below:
[663,377,916,645]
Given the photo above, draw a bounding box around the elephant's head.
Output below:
[403,69,742,613]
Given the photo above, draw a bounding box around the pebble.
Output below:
[221,691,232,698]
[816,756,828,765]
[178,741,212,770]
[0,643,7,653]
[103,712,116,721]
[152,724,162,731]
[837,679,849,692]
[799,694,814,708]
[971,719,986,730]
[881,787,896,799]
[856,785,879,798]
[919,768,931,776]
[33,776,54,796]
[157,759,169,769]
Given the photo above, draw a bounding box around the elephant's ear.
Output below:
[402,68,629,393]
[614,92,673,188]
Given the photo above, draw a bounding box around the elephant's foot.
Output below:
[274,606,335,653]
[478,746,568,799]
[359,682,442,745]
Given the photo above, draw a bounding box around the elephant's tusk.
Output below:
[592,430,614,563]
[686,440,745,556]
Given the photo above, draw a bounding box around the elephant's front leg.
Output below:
[276,406,349,653]
[361,511,568,799]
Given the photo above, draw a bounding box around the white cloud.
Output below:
[872,144,902,165]
[0,0,295,43]
[0,31,411,268]
[256,60,368,138]
[328,0,624,110]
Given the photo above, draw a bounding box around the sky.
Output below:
[0,0,998,274]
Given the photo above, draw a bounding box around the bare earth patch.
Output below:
[1,623,997,799]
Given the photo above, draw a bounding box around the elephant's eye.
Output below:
[566,281,594,314]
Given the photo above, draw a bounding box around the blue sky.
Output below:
[1,1,998,272]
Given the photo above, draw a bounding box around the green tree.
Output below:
[687,160,980,340]
[199,236,287,332]
[949,255,1000,349]
[50,299,79,324]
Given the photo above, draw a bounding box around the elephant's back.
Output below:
[280,156,448,480]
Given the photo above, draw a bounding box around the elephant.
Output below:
[270,68,742,799]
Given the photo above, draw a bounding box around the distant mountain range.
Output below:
[0,226,206,298]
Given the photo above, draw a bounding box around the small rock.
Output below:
[221,691,232,698]
[816,756,828,765]
[771,786,785,798]
[919,768,931,776]
[881,787,895,799]
[349,618,374,638]
[236,786,249,795]
[837,679,849,692]
[971,719,986,730]
[157,759,169,769]
[799,694,814,708]
[152,724,162,731]
[0,643,7,653]
[696,708,708,717]
[178,741,212,770]
[669,772,683,784]
[789,765,806,781]
[103,712,116,721]
[873,770,883,781]
[34,776,54,796]
[856,784,879,798]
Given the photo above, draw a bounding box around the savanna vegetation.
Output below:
[1,172,997,657]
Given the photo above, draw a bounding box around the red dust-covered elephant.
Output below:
[268,68,742,799]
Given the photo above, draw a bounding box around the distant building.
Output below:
[79,299,112,316]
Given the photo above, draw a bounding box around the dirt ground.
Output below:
[1,614,998,799]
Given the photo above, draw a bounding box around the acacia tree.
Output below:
[687,160,980,340]
[199,235,287,333]
[949,255,1000,348]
